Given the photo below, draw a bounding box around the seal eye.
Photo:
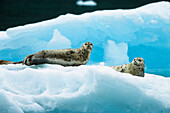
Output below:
[85,43,88,46]
[139,59,141,62]
[90,43,92,46]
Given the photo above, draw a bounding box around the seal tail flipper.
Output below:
[23,54,34,66]
[13,61,23,64]
[0,60,13,65]
[110,66,123,72]
[0,60,22,65]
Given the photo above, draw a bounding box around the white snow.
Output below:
[0,31,10,40]
[76,0,97,6]
[0,64,170,113]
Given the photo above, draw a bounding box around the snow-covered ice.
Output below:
[0,32,10,40]
[0,2,170,112]
[0,64,170,113]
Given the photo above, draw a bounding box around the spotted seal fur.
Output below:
[110,57,145,77]
[23,42,93,66]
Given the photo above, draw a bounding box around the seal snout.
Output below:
[87,45,92,50]
[87,45,90,48]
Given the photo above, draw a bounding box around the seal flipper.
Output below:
[138,71,145,77]
[13,61,23,64]
[23,54,34,66]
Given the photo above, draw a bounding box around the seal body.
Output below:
[23,42,93,66]
[110,57,145,77]
[0,60,22,65]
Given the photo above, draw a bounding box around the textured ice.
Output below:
[104,40,129,65]
[0,2,170,112]
[0,2,170,113]
[0,32,10,40]
[46,29,71,50]
[0,64,170,113]
[0,2,169,72]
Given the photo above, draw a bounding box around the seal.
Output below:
[0,60,22,65]
[110,57,145,77]
[23,42,93,66]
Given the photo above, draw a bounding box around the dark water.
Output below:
[0,0,167,30]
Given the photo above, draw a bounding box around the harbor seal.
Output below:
[0,60,22,65]
[23,42,93,66]
[110,57,145,77]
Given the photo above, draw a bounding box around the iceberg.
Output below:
[0,64,170,113]
[0,2,169,75]
[0,2,170,112]
[76,0,97,6]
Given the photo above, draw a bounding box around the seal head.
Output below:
[131,57,145,77]
[82,42,93,52]
[131,57,145,67]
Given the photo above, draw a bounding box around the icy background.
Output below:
[0,1,170,113]
[0,2,170,76]
[0,2,170,77]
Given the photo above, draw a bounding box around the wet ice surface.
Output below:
[0,64,170,113]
